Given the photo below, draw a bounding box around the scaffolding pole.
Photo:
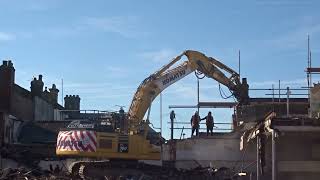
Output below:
[239,50,241,77]
[197,78,200,113]
[272,130,277,180]
[160,93,163,136]
[286,87,290,117]
[257,136,260,180]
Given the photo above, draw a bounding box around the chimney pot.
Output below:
[8,60,13,67]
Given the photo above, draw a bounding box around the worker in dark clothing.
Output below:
[170,110,176,121]
[170,110,176,139]
[191,111,200,137]
[201,111,214,136]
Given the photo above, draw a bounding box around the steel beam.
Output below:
[169,102,237,109]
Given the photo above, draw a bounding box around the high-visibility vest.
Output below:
[192,115,200,127]
[206,116,214,126]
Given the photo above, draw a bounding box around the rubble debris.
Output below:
[0,167,71,180]
[0,165,248,180]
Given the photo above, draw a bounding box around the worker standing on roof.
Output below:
[201,111,214,136]
[170,110,175,140]
[191,111,200,137]
[170,110,176,121]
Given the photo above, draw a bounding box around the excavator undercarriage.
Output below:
[68,159,237,180]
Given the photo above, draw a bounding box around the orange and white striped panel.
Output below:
[56,130,97,152]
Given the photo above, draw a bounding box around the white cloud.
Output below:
[14,69,136,103]
[63,81,135,98]
[83,16,141,38]
[255,0,312,6]
[140,49,178,63]
[15,15,143,39]
[26,2,53,11]
[250,78,308,87]
[0,32,16,41]
[106,66,124,73]
[164,81,220,103]
[44,26,80,37]
[105,66,130,78]
[265,23,320,49]
[83,93,132,100]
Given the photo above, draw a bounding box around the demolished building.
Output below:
[0,61,122,168]
[1,59,320,180]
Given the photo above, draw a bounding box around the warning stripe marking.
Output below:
[57,130,97,152]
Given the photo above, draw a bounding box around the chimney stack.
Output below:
[0,60,15,112]
[64,95,81,111]
[49,84,59,104]
[30,74,44,97]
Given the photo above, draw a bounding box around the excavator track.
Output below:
[68,161,83,179]
[68,160,221,180]
[78,164,86,179]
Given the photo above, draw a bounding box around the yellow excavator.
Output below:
[56,50,249,179]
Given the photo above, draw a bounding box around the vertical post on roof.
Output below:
[272,130,277,180]
[272,84,275,112]
[308,35,311,88]
[61,79,64,106]
[278,80,281,103]
[310,50,312,86]
[257,136,260,180]
[238,50,241,78]
[286,87,290,117]
[197,78,200,113]
[307,35,311,117]
[171,114,174,140]
[160,93,163,137]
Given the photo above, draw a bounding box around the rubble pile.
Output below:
[0,167,70,180]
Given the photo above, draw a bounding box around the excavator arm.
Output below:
[55,50,250,177]
[128,50,249,130]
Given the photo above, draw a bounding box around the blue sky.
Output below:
[1,0,320,139]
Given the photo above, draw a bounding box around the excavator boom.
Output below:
[56,50,250,179]
[128,50,249,130]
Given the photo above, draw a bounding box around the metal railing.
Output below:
[52,109,114,121]
[166,121,233,139]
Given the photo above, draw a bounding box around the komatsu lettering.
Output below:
[162,70,186,86]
